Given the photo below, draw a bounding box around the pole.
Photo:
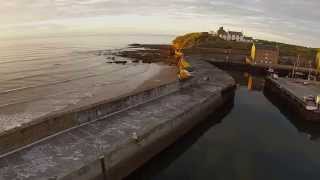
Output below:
[308,61,312,80]
[292,62,296,79]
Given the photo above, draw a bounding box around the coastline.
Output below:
[0,46,178,155]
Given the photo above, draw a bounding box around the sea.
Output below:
[0,34,175,131]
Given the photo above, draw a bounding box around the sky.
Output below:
[0,0,319,47]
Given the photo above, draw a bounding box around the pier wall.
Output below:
[102,86,235,180]
[60,83,235,180]
[264,77,319,122]
[0,79,181,155]
[58,60,236,180]
[0,59,236,180]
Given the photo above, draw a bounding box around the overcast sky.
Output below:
[1,0,319,47]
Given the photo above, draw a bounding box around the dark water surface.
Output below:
[127,70,320,180]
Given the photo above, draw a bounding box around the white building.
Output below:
[216,27,253,43]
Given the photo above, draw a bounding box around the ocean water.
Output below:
[0,34,174,89]
[0,34,174,66]
[0,34,176,132]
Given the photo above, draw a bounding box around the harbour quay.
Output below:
[0,59,236,180]
[264,77,320,122]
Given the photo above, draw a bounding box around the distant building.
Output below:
[209,31,217,36]
[216,26,253,43]
[217,27,228,39]
[227,31,244,41]
[316,50,320,70]
[243,36,254,43]
[280,55,311,67]
[250,43,279,65]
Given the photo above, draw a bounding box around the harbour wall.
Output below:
[100,86,235,180]
[61,60,236,180]
[264,77,320,122]
[0,78,186,156]
[0,59,236,180]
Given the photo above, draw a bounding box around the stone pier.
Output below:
[0,59,235,180]
[264,77,320,122]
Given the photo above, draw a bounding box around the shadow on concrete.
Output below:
[125,101,234,180]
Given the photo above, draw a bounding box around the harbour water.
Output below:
[127,70,320,180]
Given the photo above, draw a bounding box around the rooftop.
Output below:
[228,31,243,36]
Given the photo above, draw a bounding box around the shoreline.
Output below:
[0,46,178,155]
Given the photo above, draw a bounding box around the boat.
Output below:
[267,67,274,73]
[303,95,318,111]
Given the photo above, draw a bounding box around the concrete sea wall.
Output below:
[264,77,320,122]
[183,48,248,64]
[0,79,181,156]
[0,59,236,180]
[101,86,235,180]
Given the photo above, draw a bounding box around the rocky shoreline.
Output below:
[93,44,176,65]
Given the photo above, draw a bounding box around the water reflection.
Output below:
[228,71,265,91]
[126,69,320,180]
[241,70,320,141]
[264,88,320,141]
[245,73,265,91]
[125,102,234,180]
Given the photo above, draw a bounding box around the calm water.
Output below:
[0,34,174,64]
[127,70,320,180]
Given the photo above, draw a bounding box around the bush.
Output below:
[172,32,203,50]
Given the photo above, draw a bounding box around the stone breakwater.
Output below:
[264,77,320,122]
[0,59,236,180]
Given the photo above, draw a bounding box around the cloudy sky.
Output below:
[1,0,319,47]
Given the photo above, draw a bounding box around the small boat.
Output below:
[272,73,279,79]
[303,95,318,111]
[267,67,274,73]
[303,81,311,85]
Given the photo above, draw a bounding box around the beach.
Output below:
[0,35,177,135]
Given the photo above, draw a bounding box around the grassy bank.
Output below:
[172,32,251,50]
[173,32,317,59]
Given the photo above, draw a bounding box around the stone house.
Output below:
[227,31,244,41]
[216,26,253,43]
[316,50,320,70]
[217,27,228,40]
[250,44,279,65]
[243,36,254,43]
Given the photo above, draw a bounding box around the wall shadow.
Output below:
[264,88,320,141]
[125,101,234,180]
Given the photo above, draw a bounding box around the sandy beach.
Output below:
[0,48,177,134]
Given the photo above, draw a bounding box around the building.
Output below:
[316,50,320,70]
[227,31,244,41]
[209,31,217,36]
[250,43,279,65]
[217,27,228,39]
[280,55,311,67]
[216,26,253,43]
[243,36,254,43]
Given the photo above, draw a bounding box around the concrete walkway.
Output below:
[265,77,320,122]
[0,59,235,180]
